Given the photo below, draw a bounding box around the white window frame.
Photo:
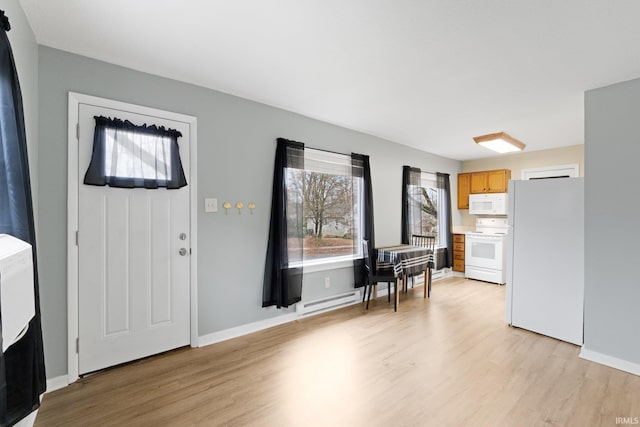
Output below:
[288,148,363,269]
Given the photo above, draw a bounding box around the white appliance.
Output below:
[469,193,508,216]
[465,217,508,284]
[0,234,35,352]
[505,178,584,346]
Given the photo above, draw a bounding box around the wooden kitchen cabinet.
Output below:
[487,169,511,192]
[470,172,488,193]
[453,234,465,272]
[458,169,511,209]
[470,169,511,194]
[457,173,471,209]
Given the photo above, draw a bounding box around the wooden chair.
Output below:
[363,240,398,311]
[411,234,436,298]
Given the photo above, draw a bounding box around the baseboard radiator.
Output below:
[430,251,445,281]
[296,290,362,317]
[431,267,445,281]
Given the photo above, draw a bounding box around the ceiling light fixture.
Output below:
[473,132,525,154]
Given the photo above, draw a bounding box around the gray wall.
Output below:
[38,46,462,378]
[584,78,640,364]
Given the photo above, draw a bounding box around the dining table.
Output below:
[376,244,434,309]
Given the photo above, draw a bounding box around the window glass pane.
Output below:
[418,172,440,246]
[285,167,305,264]
[304,148,352,176]
[84,116,187,189]
[286,150,362,263]
[104,129,173,180]
[302,171,355,260]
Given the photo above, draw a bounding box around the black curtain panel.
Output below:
[352,153,374,288]
[401,166,422,244]
[83,116,187,189]
[0,289,5,425]
[436,172,453,269]
[262,138,305,308]
[0,10,47,426]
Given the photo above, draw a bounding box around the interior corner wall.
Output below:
[37,46,462,378]
[584,78,640,366]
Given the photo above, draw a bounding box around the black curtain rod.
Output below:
[278,137,354,158]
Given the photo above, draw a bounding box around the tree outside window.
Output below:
[408,173,443,246]
[286,150,362,263]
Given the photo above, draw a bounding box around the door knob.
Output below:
[179,248,188,256]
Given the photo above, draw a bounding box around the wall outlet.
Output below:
[204,198,218,213]
[324,276,331,289]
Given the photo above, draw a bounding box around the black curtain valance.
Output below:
[83,116,187,189]
[93,116,183,139]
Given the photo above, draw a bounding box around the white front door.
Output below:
[77,103,191,375]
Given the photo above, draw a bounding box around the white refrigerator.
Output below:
[505,178,584,346]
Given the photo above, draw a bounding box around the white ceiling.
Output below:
[19,0,640,160]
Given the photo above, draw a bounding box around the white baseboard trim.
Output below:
[198,312,299,348]
[579,347,640,377]
[46,375,69,393]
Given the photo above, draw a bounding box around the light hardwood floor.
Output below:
[36,277,640,426]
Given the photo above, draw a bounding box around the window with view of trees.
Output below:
[286,149,362,263]
[407,173,446,247]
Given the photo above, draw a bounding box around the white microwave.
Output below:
[468,193,508,215]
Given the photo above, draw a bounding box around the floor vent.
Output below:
[296,290,362,317]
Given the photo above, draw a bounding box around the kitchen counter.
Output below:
[452,225,475,234]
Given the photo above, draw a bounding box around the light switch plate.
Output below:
[205,198,218,213]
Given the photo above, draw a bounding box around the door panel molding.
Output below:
[67,92,198,383]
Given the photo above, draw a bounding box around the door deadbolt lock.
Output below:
[179,248,188,256]
[179,233,187,240]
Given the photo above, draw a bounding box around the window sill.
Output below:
[290,256,358,274]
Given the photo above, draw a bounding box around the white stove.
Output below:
[465,217,508,284]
